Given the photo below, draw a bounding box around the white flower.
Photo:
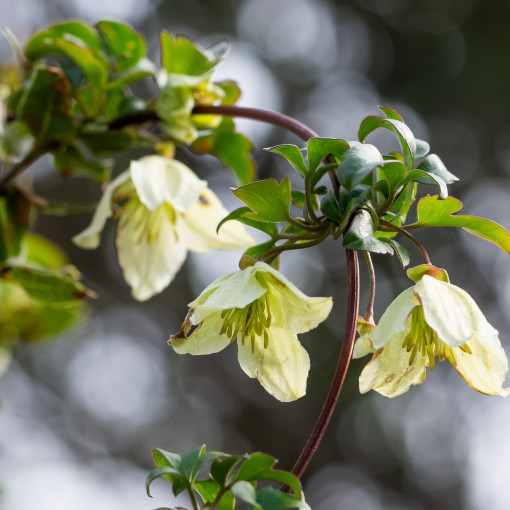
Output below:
[73,155,254,301]
[353,274,509,398]
[169,262,333,402]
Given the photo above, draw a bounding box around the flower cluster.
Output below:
[73,155,254,301]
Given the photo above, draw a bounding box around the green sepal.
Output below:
[53,144,110,182]
[413,195,510,253]
[233,178,291,223]
[343,209,394,254]
[217,207,278,238]
[417,154,458,184]
[266,144,307,177]
[306,137,349,173]
[192,117,256,185]
[407,264,449,283]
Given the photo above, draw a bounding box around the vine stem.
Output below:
[111,103,358,481]
[379,219,431,265]
[363,251,376,323]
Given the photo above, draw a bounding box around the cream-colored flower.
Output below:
[73,155,254,301]
[169,262,333,402]
[353,274,509,398]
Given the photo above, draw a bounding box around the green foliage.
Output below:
[146,445,306,510]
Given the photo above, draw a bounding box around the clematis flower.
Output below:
[73,155,254,301]
[169,261,333,402]
[353,272,509,398]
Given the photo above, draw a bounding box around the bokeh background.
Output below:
[1,0,510,508]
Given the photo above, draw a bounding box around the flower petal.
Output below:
[191,266,267,321]
[170,310,231,355]
[415,275,493,348]
[451,326,510,397]
[116,199,187,301]
[359,332,428,398]
[130,155,207,212]
[72,170,131,249]
[367,287,419,349]
[352,336,375,359]
[237,325,310,402]
[179,188,255,253]
[253,263,333,334]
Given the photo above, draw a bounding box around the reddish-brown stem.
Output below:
[286,249,360,483]
[111,104,358,481]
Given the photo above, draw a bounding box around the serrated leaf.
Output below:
[233,178,291,223]
[412,195,510,253]
[235,454,301,500]
[398,169,448,199]
[1,266,94,302]
[415,139,430,159]
[53,144,110,182]
[192,117,256,185]
[96,21,146,71]
[266,145,307,177]
[16,66,74,143]
[306,137,349,173]
[320,192,343,223]
[417,154,458,184]
[217,207,277,238]
[343,209,394,254]
[337,143,386,190]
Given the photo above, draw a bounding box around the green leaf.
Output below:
[24,22,109,116]
[407,264,449,283]
[235,454,301,500]
[413,195,510,253]
[216,80,241,105]
[290,191,319,211]
[417,154,458,184]
[96,21,146,71]
[192,117,256,185]
[380,238,410,267]
[310,163,338,190]
[0,190,30,263]
[343,209,394,254]
[180,445,225,483]
[244,240,275,259]
[146,466,186,498]
[378,105,404,121]
[1,266,94,303]
[255,487,307,510]
[415,139,430,159]
[398,169,448,199]
[156,85,196,144]
[217,207,277,238]
[358,115,382,143]
[152,449,184,488]
[378,161,406,191]
[53,144,110,182]
[210,456,243,487]
[160,32,224,77]
[337,142,385,190]
[320,192,343,223]
[78,128,133,155]
[306,137,349,173]
[381,118,416,168]
[16,66,74,143]
[266,144,307,177]
[233,178,291,223]
[231,481,261,508]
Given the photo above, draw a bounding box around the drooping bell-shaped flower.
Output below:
[73,155,254,301]
[169,262,333,402]
[353,271,509,398]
